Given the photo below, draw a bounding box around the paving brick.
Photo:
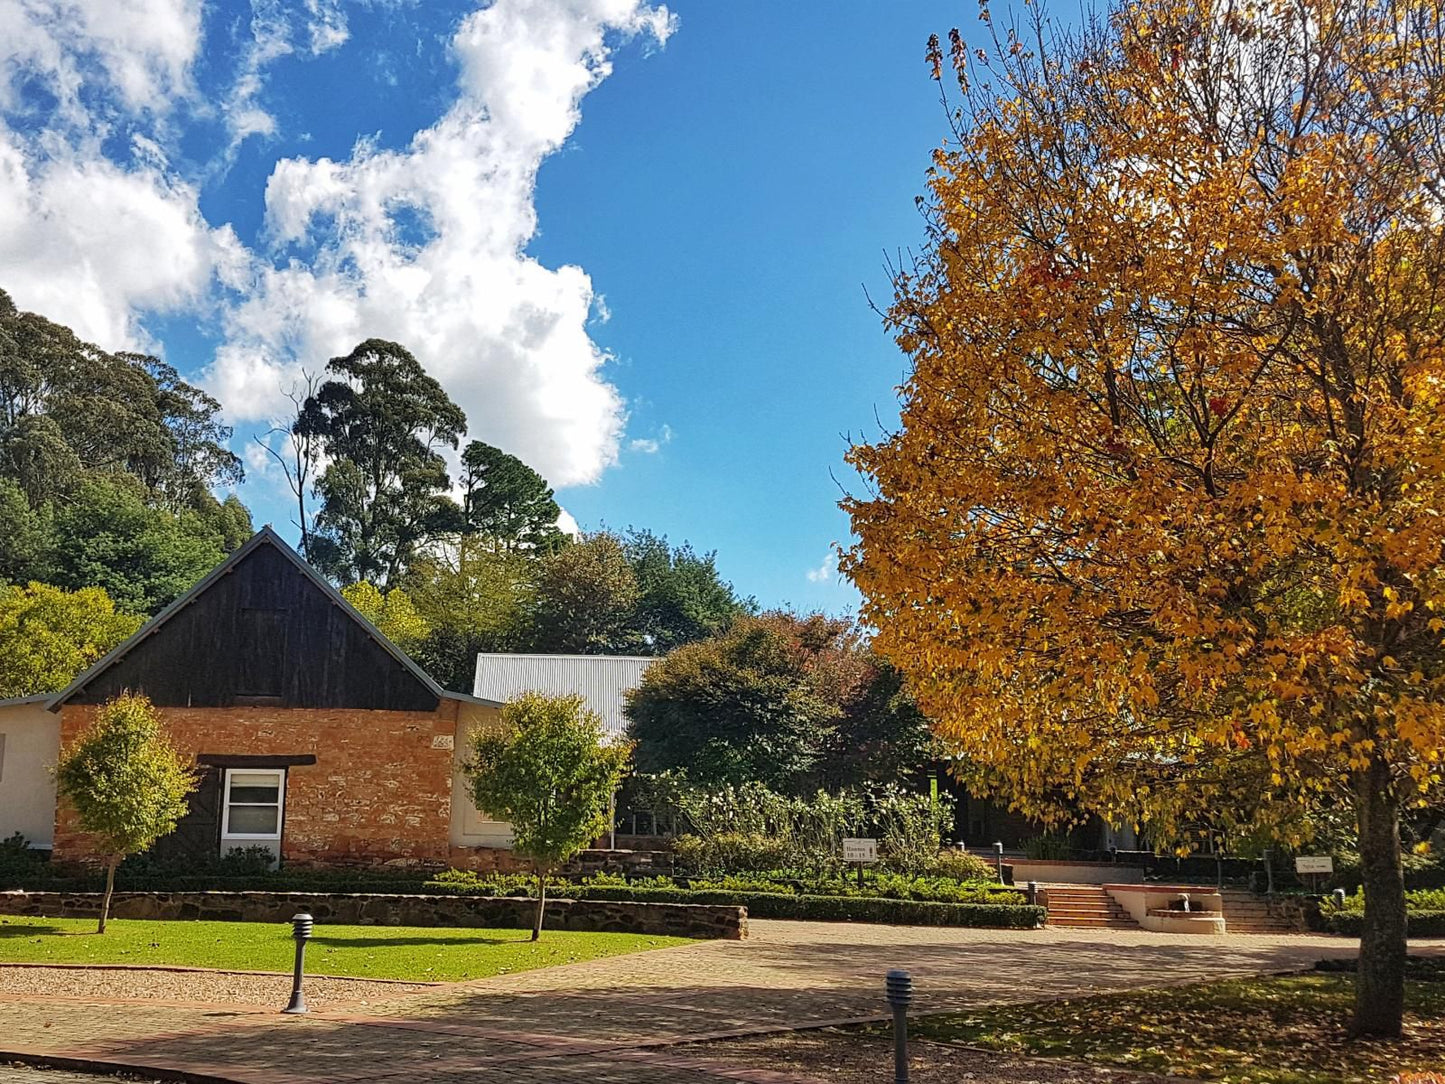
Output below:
[0,920,1437,1084]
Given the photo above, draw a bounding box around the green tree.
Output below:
[301,339,466,585]
[465,692,630,940]
[341,581,430,652]
[48,478,229,614]
[623,529,748,654]
[531,533,640,654]
[625,613,868,793]
[458,441,565,552]
[405,538,537,690]
[0,289,242,507]
[53,693,196,932]
[0,583,141,698]
[0,479,53,584]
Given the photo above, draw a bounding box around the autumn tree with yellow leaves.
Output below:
[845,0,1445,1038]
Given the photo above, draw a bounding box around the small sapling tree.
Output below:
[466,691,630,940]
[53,692,196,932]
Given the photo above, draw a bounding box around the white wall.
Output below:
[0,702,59,848]
[449,703,514,849]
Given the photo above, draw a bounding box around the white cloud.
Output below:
[806,550,837,584]
[221,0,352,158]
[0,0,675,493]
[0,127,243,348]
[211,0,678,488]
[628,423,673,454]
[0,0,202,124]
[556,508,581,538]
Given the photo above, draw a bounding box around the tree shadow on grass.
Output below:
[0,924,67,937]
[312,934,531,949]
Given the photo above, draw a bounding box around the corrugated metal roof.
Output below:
[472,654,656,738]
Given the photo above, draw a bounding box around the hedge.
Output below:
[1321,910,1445,938]
[570,885,1045,927]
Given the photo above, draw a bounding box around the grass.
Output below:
[0,916,690,982]
[875,971,1445,1084]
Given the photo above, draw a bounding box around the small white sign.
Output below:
[431,735,455,750]
[1295,855,1333,875]
[842,837,878,864]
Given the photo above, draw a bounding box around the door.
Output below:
[220,768,285,864]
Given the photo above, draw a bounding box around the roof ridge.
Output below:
[46,527,500,711]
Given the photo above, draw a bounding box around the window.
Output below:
[221,769,285,847]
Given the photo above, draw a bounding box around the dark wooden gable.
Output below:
[66,538,441,711]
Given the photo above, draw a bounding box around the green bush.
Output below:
[927,849,997,882]
[1023,834,1075,861]
[1322,909,1445,938]
[573,885,1043,927]
[672,832,796,874]
[666,780,955,875]
[0,833,47,887]
[1321,887,1445,914]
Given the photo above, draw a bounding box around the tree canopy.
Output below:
[625,613,931,793]
[303,339,466,585]
[54,693,196,932]
[458,440,565,553]
[0,290,252,609]
[843,0,1445,1036]
[0,582,141,698]
[465,692,630,939]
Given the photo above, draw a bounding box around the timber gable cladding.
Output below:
[54,529,441,712]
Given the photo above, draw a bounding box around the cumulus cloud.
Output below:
[210,0,677,488]
[806,550,837,584]
[0,0,677,491]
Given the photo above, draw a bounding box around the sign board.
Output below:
[1295,856,1333,875]
[842,837,878,864]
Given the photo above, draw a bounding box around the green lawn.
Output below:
[884,972,1445,1084]
[0,916,690,982]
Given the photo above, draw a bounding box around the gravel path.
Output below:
[0,965,435,1011]
[0,1065,162,1083]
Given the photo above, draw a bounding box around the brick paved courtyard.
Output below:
[0,921,1436,1083]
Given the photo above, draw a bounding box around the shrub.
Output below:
[1322,910,1445,938]
[927,849,997,882]
[573,885,1043,927]
[1022,833,1075,861]
[672,832,796,874]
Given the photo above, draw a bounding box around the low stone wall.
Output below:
[0,890,746,941]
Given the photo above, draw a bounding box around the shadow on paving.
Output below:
[65,934,1374,1082]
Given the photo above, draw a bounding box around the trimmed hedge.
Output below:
[570,885,1045,927]
[1321,910,1445,938]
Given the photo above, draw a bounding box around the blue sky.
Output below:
[0,0,987,614]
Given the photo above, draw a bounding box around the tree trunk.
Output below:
[98,857,117,935]
[531,869,547,942]
[1353,758,1407,1038]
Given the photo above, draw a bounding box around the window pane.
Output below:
[230,771,280,789]
[227,805,279,835]
[229,785,279,804]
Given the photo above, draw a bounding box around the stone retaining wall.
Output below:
[0,891,746,941]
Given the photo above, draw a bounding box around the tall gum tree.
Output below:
[843,0,1445,1038]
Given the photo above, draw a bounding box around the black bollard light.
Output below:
[1333,887,1347,910]
[283,912,314,1015]
[993,841,1004,882]
[1026,880,1039,907]
[886,969,912,1084]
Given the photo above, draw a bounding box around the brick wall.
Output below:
[53,700,460,869]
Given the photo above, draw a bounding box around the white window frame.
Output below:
[221,768,286,844]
